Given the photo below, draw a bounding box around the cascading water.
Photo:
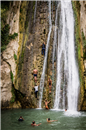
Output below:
[54,0,79,111]
[52,2,60,101]
[39,1,52,108]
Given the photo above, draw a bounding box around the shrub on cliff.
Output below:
[1,24,18,52]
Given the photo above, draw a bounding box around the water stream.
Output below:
[54,0,79,111]
[39,1,52,108]
[52,2,60,102]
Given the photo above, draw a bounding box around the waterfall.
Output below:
[52,2,60,101]
[54,0,79,111]
[39,1,52,108]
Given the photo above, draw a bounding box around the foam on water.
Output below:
[51,109,64,112]
[64,110,81,117]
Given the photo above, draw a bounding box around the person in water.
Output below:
[41,42,46,56]
[34,83,39,99]
[33,68,38,82]
[48,78,52,93]
[65,109,67,111]
[44,99,51,109]
[18,116,24,121]
[47,118,58,122]
[31,121,41,126]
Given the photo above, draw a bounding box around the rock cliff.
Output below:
[1,1,21,108]
[80,1,86,110]
[1,1,86,110]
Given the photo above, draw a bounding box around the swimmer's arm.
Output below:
[31,123,38,126]
[50,120,58,122]
[36,123,41,126]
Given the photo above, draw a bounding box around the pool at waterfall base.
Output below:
[1,108,86,130]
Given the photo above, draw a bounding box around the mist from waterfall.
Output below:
[54,0,79,111]
[39,1,52,108]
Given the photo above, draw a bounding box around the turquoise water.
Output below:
[1,108,86,130]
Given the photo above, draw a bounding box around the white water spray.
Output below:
[39,1,52,108]
[54,0,79,111]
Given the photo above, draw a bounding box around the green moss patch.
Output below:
[82,31,86,60]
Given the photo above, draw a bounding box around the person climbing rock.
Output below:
[41,42,46,56]
[18,116,24,121]
[44,99,51,109]
[31,121,41,126]
[48,78,52,93]
[34,83,39,99]
[46,118,58,122]
[33,69,38,82]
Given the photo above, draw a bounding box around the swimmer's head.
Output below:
[32,121,35,124]
[48,118,50,121]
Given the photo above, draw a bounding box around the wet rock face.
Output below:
[2,39,19,78]
[80,1,86,111]
[82,60,86,111]
[15,2,50,102]
[1,60,12,107]
[80,1,86,38]
[15,1,57,108]
[79,0,86,111]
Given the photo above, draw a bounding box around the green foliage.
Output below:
[83,51,86,60]
[1,1,10,11]
[82,31,86,47]
[11,71,13,83]
[14,54,17,61]
[20,8,23,13]
[1,24,10,46]
[9,33,18,40]
[10,87,15,103]
[1,45,7,52]
[1,23,18,52]
[82,31,86,60]
[76,1,81,12]
[1,2,18,52]
[10,71,15,104]
[19,93,24,99]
